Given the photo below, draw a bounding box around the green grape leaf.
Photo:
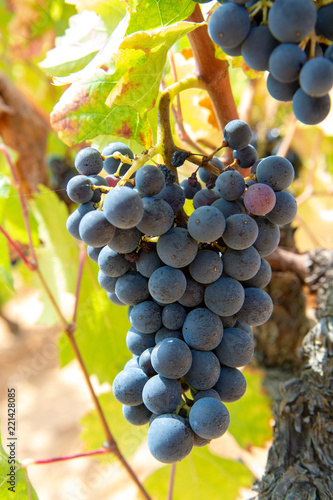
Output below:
[126,0,195,34]
[145,446,253,500]
[29,186,79,325]
[79,392,147,462]
[58,271,130,384]
[50,21,201,147]
[39,11,108,77]
[0,233,13,292]
[73,0,128,33]
[228,368,272,449]
[0,424,39,500]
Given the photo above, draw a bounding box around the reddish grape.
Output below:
[244,183,276,216]
[105,175,119,187]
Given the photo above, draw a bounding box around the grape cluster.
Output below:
[65,119,297,464]
[208,0,333,125]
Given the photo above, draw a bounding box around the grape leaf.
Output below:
[0,424,39,500]
[228,368,272,449]
[144,446,253,500]
[29,186,79,325]
[79,392,148,463]
[40,11,110,78]
[58,280,131,384]
[50,21,201,147]
[126,0,195,34]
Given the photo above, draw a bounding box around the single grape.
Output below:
[108,227,141,254]
[151,338,192,379]
[256,155,295,191]
[204,276,245,316]
[233,144,258,169]
[292,89,331,125]
[189,397,230,439]
[223,119,252,150]
[241,258,272,288]
[162,303,187,330]
[136,248,162,278]
[253,216,280,257]
[126,328,156,356]
[182,307,223,351]
[103,186,144,229]
[188,250,223,284]
[66,175,93,204]
[223,246,261,281]
[243,183,276,216]
[122,403,152,426]
[187,206,226,243]
[184,350,220,390]
[215,170,246,201]
[193,188,220,208]
[112,368,149,406]
[241,25,279,71]
[115,271,149,305]
[74,147,103,175]
[266,73,300,102]
[66,202,95,240]
[79,210,115,247]
[222,214,259,250]
[316,3,333,41]
[136,197,174,236]
[98,246,131,277]
[155,182,185,213]
[265,190,297,226]
[180,178,202,199]
[213,366,247,403]
[148,266,187,304]
[208,3,251,49]
[135,164,165,197]
[156,227,198,268]
[178,276,205,308]
[299,58,333,98]
[268,0,317,43]
[236,287,274,326]
[269,43,306,83]
[142,375,182,414]
[129,301,162,334]
[214,327,254,367]
[147,414,194,463]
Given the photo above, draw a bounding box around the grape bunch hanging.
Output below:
[66,119,297,464]
[206,0,333,125]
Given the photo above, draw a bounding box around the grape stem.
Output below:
[186,4,239,165]
[168,463,177,500]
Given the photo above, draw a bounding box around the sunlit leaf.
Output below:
[126,0,195,34]
[145,446,253,500]
[50,21,201,147]
[228,368,272,449]
[79,392,147,462]
[0,423,39,500]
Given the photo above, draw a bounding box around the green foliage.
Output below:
[50,21,200,147]
[80,392,148,462]
[126,0,195,34]
[145,447,254,500]
[228,368,272,449]
[58,281,131,384]
[0,425,39,500]
[29,186,78,325]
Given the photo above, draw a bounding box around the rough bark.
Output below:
[255,249,333,499]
